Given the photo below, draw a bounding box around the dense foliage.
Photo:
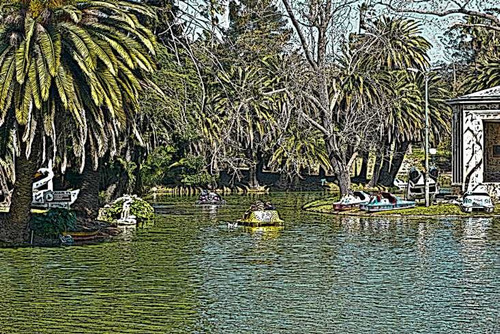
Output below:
[103,195,154,223]
[30,208,76,237]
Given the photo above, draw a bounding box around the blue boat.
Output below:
[360,192,415,212]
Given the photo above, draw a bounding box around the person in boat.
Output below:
[199,189,209,202]
[264,202,275,210]
[208,191,221,202]
[243,201,265,219]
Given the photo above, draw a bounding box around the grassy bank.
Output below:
[303,197,500,217]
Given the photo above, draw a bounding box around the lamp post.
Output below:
[408,67,431,207]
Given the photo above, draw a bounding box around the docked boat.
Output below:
[62,229,100,241]
[406,166,439,201]
[31,165,80,209]
[333,191,370,211]
[237,210,284,227]
[460,189,494,213]
[360,192,415,212]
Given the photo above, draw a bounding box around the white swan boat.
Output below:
[333,191,370,211]
[0,162,79,212]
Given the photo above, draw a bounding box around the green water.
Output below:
[0,193,499,333]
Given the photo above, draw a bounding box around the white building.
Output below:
[448,86,500,196]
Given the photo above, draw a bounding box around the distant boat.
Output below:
[196,191,226,205]
[237,210,284,227]
[333,191,370,211]
[360,192,415,212]
[195,198,226,205]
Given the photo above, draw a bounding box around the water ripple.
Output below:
[0,193,499,333]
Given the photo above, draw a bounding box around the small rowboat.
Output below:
[333,191,370,211]
[237,210,284,227]
[360,192,415,212]
[62,229,100,241]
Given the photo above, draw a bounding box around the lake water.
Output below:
[0,193,499,333]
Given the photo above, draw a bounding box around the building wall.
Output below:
[461,105,485,191]
[483,122,500,182]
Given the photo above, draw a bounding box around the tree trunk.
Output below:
[357,151,369,181]
[389,141,410,181]
[378,139,393,186]
[0,152,38,244]
[72,156,100,225]
[336,166,350,196]
[246,148,261,188]
[368,151,383,187]
[248,163,259,188]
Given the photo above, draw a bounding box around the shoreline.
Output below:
[302,198,500,219]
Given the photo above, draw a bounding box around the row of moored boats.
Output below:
[333,191,415,212]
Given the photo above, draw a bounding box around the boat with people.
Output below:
[360,192,416,212]
[195,189,226,205]
[333,191,370,211]
[237,201,284,226]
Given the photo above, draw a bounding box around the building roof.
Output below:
[447,85,500,104]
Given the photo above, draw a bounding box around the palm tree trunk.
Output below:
[72,154,100,225]
[389,141,410,181]
[378,138,393,186]
[368,150,383,188]
[246,149,260,188]
[0,152,38,244]
[357,151,369,181]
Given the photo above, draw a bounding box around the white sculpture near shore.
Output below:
[116,195,137,226]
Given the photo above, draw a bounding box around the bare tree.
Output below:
[376,0,500,31]
[281,0,387,195]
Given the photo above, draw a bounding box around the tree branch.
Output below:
[377,1,500,27]
[282,0,318,70]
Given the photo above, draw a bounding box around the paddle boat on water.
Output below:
[333,191,370,211]
[236,201,283,227]
[237,210,284,227]
[360,192,415,212]
[195,190,226,205]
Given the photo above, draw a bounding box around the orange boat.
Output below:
[62,229,100,241]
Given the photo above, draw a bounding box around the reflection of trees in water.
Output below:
[457,217,495,314]
[339,216,419,237]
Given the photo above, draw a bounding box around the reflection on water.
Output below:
[0,193,499,333]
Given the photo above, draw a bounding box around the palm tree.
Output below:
[351,17,450,187]
[211,60,283,188]
[0,0,156,243]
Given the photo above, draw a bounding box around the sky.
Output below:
[176,0,495,65]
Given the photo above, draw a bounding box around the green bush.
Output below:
[30,209,76,237]
[104,195,154,223]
